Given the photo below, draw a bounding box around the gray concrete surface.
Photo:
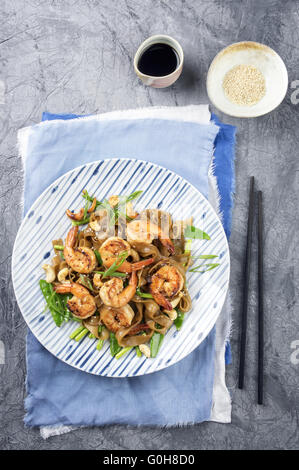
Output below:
[0,0,298,450]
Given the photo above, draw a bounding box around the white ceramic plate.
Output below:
[207,41,288,118]
[12,159,230,377]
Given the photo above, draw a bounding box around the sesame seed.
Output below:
[223,64,266,106]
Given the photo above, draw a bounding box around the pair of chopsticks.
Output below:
[238,176,264,405]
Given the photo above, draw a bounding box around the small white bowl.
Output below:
[206,41,288,118]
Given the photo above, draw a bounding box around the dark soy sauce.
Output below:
[138,43,179,77]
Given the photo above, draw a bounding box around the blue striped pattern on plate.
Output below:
[12,159,230,377]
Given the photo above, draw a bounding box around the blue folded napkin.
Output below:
[21,111,235,427]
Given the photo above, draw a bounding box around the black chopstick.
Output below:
[238,176,255,389]
[257,191,264,404]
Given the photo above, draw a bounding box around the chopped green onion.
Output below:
[96,339,104,351]
[191,254,218,259]
[82,190,142,229]
[69,325,85,339]
[94,250,103,265]
[82,190,101,207]
[136,287,153,299]
[184,225,211,240]
[71,217,90,226]
[204,263,220,271]
[135,346,142,357]
[189,263,220,274]
[79,274,94,291]
[83,199,89,220]
[88,333,95,339]
[125,190,143,202]
[93,271,127,278]
[115,347,133,360]
[74,328,89,341]
[53,244,64,251]
[102,251,128,278]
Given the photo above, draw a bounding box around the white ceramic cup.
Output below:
[134,35,184,88]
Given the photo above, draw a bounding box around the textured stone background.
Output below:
[0,0,298,450]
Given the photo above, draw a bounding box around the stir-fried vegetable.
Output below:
[74,328,89,341]
[82,189,142,226]
[96,339,104,351]
[40,187,224,361]
[115,347,133,360]
[101,251,128,278]
[110,332,122,356]
[94,249,103,265]
[79,274,94,291]
[69,325,85,339]
[192,254,218,260]
[53,244,64,251]
[174,309,185,331]
[39,280,71,327]
[150,332,164,358]
[93,270,127,278]
[189,263,220,274]
[71,217,90,226]
[136,287,153,299]
[184,225,210,240]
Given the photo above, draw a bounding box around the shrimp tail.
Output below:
[66,208,84,221]
[129,270,137,287]
[131,257,155,271]
[65,225,78,248]
[150,289,173,311]
[161,238,175,255]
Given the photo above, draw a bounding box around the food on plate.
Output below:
[40,190,220,359]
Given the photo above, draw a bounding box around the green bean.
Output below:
[110,332,121,356]
[115,347,132,360]
[74,328,89,341]
[150,332,164,358]
[69,325,85,339]
[39,280,64,327]
[174,309,185,331]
